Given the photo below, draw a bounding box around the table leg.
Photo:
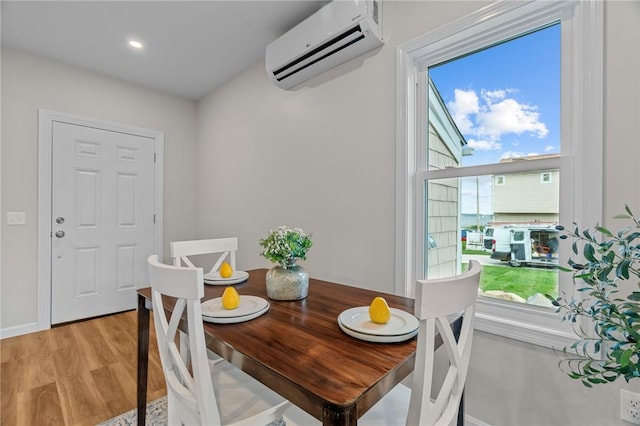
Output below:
[322,404,356,426]
[137,294,150,426]
[458,392,465,426]
[453,315,464,426]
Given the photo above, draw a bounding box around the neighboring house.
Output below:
[426,78,469,278]
[491,154,560,225]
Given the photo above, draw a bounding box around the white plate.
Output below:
[338,318,418,343]
[201,295,269,319]
[203,305,269,324]
[338,307,419,337]
[203,270,249,285]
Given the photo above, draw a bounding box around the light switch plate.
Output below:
[7,212,26,225]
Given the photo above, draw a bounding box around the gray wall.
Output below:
[1,48,199,329]
[195,1,486,289]
[194,1,640,425]
[1,1,639,424]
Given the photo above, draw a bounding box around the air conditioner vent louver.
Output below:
[265,0,384,90]
[273,24,365,82]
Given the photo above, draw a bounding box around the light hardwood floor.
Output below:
[1,310,167,426]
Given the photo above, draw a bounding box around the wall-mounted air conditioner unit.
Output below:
[265,0,383,90]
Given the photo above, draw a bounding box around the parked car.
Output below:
[463,229,484,248]
[484,225,559,267]
[482,227,512,253]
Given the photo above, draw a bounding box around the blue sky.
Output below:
[428,23,560,213]
[429,23,560,168]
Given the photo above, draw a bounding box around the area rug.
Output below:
[96,396,286,426]
[97,397,168,426]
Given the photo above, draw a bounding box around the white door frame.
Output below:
[37,109,164,332]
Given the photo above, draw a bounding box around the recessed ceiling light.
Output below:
[128,40,143,49]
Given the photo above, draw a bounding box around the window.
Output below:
[395,1,603,348]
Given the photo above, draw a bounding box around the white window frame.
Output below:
[495,175,506,186]
[394,0,603,349]
[541,172,552,183]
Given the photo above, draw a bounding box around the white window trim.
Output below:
[496,175,506,186]
[541,172,552,183]
[395,0,603,349]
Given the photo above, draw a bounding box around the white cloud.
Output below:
[446,87,549,143]
[544,145,556,152]
[477,98,548,139]
[451,89,479,114]
[467,138,502,151]
[447,89,479,134]
[481,89,513,103]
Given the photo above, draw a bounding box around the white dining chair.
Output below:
[284,260,482,426]
[170,237,239,364]
[170,237,237,273]
[147,254,291,426]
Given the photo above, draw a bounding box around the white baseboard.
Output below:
[0,321,48,339]
[466,413,491,426]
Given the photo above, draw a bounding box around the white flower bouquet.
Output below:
[259,226,312,267]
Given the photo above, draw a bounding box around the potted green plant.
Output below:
[547,205,640,387]
[259,226,313,301]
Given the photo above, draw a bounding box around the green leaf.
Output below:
[597,266,614,282]
[584,243,597,262]
[621,349,633,367]
[605,251,616,263]
[618,227,629,238]
[625,232,640,243]
[617,260,631,280]
[597,226,613,237]
[625,204,633,216]
[552,205,640,386]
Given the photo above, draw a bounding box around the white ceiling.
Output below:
[1,1,329,100]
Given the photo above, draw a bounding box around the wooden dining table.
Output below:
[137,269,462,425]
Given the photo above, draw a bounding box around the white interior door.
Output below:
[51,121,156,324]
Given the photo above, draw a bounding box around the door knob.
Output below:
[56,217,65,224]
[55,230,65,238]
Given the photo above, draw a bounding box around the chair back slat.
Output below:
[170,238,238,274]
[147,255,222,425]
[147,255,203,299]
[407,260,482,426]
[414,260,481,320]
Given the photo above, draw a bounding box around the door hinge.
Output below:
[154,153,156,163]
[153,214,156,224]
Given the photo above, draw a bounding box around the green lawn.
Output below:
[478,264,558,300]
[461,249,558,300]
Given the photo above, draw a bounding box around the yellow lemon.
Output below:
[369,296,391,324]
[219,261,233,278]
[221,286,240,310]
